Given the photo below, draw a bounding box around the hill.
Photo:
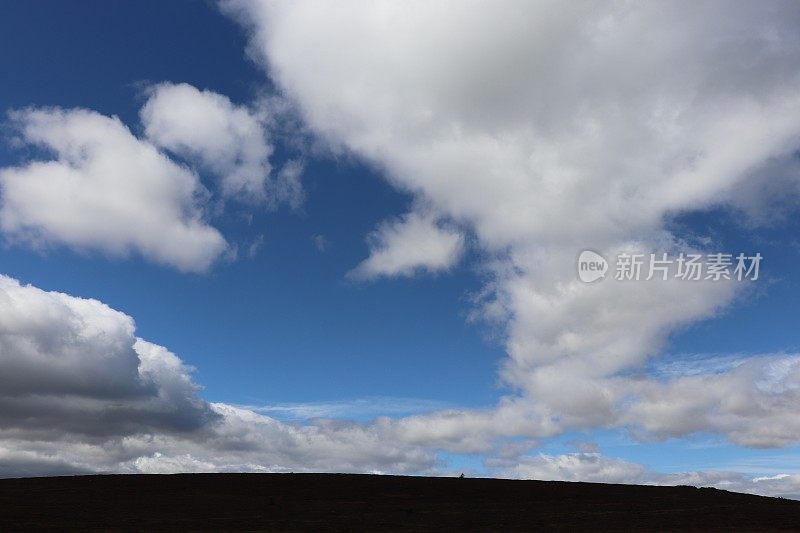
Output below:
[1,473,798,531]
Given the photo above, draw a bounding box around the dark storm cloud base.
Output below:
[1,473,799,531]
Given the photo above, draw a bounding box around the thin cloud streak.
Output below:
[237,397,454,421]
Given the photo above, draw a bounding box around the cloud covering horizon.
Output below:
[1,272,799,499]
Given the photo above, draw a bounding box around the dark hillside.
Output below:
[1,473,798,531]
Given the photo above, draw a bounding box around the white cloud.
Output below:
[492,450,800,499]
[141,82,274,203]
[350,210,465,279]
[128,452,218,474]
[0,82,305,271]
[0,107,227,272]
[491,452,647,484]
[621,354,800,448]
[224,0,800,448]
[141,82,306,208]
[0,273,799,498]
[0,275,437,478]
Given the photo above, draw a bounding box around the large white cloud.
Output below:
[209,1,800,495]
[222,0,800,453]
[223,0,800,247]
[0,107,228,272]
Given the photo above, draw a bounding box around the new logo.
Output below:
[577,250,608,283]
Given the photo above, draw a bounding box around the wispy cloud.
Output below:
[237,397,452,421]
[645,352,756,380]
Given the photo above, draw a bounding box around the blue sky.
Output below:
[1,0,800,496]
[0,0,503,409]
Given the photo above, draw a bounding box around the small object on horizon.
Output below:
[459,473,465,479]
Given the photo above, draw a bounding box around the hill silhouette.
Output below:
[1,473,798,531]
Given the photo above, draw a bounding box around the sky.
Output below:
[0,0,800,498]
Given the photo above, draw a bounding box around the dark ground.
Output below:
[1,473,799,531]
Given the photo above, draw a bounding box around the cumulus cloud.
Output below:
[224,0,800,453]
[350,211,465,279]
[1,274,799,499]
[0,107,228,272]
[0,275,436,478]
[0,82,308,271]
[141,82,283,203]
[622,354,800,448]
[0,275,217,438]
